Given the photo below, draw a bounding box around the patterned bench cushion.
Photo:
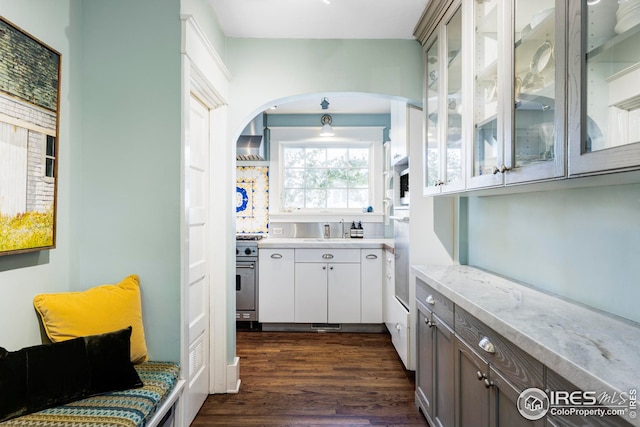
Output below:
[0,362,179,427]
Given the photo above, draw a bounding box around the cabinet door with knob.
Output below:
[423,1,466,196]
[294,249,361,323]
[466,0,567,188]
[361,250,383,323]
[259,249,295,322]
[454,337,490,427]
[454,306,545,427]
[416,281,456,427]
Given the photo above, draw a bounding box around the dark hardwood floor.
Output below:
[191,331,429,426]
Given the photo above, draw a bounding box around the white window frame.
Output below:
[269,126,385,222]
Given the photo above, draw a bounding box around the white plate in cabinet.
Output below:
[386,296,410,369]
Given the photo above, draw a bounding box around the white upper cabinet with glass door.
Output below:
[466,0,505,189]
[504,0,566,184]
[423,2,466,195]
[470,0,567,187]
[568,0,640,175]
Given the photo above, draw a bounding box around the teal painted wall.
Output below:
[466,184,640,324]
[78,0,182,361]
[226,38,423,138]
[0,0,80,350]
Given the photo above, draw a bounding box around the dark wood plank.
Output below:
[192,331,429,426]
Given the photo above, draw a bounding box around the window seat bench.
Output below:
[0,361,185,427]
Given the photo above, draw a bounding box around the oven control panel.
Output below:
[236,243,258,257]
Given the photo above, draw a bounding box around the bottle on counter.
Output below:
[357,221,364,238]
[350,221,356,238]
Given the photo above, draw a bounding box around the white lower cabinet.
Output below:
[361,249,383,323]
[259,246,385,324]
[258,248,295,322]
[294,261,361,323]
[327,263,361,323]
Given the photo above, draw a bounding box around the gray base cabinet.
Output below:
[417,278,544,427]
[416,284,455,427]
[416,277,634,427]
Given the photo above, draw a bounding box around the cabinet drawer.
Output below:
[295,248,360,263]
[259,248,295,261]
[386,296,409,369]
[455,306,543,391]
[416,278,454,326]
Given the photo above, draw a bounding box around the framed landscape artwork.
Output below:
[0,16,61,256]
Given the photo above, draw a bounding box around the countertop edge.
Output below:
[258,238,393,250]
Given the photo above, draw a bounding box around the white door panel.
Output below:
[184,94,210,425]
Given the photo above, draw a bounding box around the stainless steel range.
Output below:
[235,235,262,322]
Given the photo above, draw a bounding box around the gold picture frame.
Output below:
[0,16,61,256]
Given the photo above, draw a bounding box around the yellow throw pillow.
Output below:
[33,274,148,364]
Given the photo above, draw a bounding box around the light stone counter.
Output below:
[413,264,640,425]
[258,237,393,251]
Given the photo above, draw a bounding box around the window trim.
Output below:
[269,126,385,220]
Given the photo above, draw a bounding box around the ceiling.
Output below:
[208,0,428,115]
[208,0,429,40]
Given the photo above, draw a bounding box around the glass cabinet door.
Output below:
[424,36,442,195]
[468,0,504,189]
[443,5,465,191]
[507,0,565,183]
[423,3,465,195]
[569,0,640,175]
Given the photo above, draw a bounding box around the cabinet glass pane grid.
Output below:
[585,1,640,154]
[473,0,500,178]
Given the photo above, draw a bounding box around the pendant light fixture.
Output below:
[320,114,334,136]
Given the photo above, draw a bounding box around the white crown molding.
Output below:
[181,15,232,82]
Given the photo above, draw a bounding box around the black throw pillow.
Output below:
[83,326,143,395]
[0,346,28,422]
[0,327,143,423]
[25,337,91,412]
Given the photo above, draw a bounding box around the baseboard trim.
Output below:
[226,356,240,393]
[260,323,387,333]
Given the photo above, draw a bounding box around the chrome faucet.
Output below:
[340,219,346,238]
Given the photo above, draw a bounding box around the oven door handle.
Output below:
[237,263,255,269]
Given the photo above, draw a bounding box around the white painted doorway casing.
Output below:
[181,15,235,427]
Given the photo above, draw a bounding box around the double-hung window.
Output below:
[269,126,384,216]
[282,143,370,209]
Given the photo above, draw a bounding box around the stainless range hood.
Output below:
[236,114,268,161]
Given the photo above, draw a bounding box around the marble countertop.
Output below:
[413,264,640,424]
[259,237,393,250]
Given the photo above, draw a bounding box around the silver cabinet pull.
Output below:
[322,253,334,259]
[476,371,485,381]
[426,295,436,305]
[366,254,378,259]
[478,336,496,354]
[484,379,494,388]
[270,253,283,259]
[237,264,255,269]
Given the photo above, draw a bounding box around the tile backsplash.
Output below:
[236,166,269,234]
